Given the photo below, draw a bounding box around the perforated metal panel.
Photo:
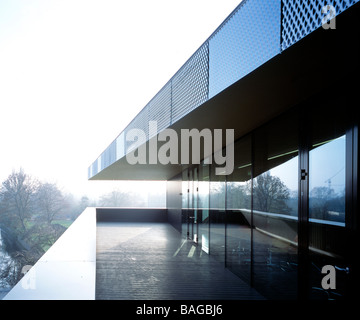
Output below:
[88,0,359,178]
[209,0,281,98]
[171,43,209,123]
[124,106,149,154]
[101,140,116,170]
[148,81,172,137]
[281,0,359,50]
[116,132,125,161]
[90,158,99,178]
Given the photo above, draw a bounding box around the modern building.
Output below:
[88,0,360,300]
[4,0,359,300]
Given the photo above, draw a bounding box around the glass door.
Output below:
[199,162,210,254]
[193,167,199,243]
[181,169,189,239]
[188,169,194,240]
[252,109,299,299]
[181,167,199,242]
[306,104,352,300]
[299,98,356,300]
[187,167,199,243]
[308,135,347,299]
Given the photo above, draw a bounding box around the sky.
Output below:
[270,136,346,194]
[0,0,242,199]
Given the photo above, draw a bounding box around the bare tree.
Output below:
[36,182,67,224]
[99,190,133,207]
[253,172,290,214]
[0,169,39,232]
[0,171,74,289]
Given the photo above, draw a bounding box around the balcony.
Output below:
[3,207,263,300]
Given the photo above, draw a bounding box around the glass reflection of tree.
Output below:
[253,172,290,214]
[309,186,345,222]
[226,183,250,210]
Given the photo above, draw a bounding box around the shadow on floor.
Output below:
[96,222,264,300]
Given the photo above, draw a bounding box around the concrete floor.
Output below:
[95,222,264,300]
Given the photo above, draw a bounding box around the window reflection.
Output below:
[308,105,348,299]
[252,109,299,299]
[198,163,210,254]
[177,100,352,300]
[209,164,226,263]
[309,136,346,224]
[181,169,189,239]
[226,136,252,283]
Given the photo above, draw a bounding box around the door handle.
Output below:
[301,169,308,180]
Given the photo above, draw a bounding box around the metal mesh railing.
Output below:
[281,0,359,50]
[148,81,172,138]
[171,43,209,124]
[209,0,281,98]
[88,0,359,178]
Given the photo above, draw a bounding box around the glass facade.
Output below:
[252,109,299,299]
[307,96,350,299]
[226,136,252,284]
[198,163,210,254]
[209,163,226,263]
[170,97,357,299]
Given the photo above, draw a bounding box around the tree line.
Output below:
[0,169,88,287]
[0,168,165,289]
[213,171,344,222]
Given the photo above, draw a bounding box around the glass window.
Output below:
[199,162,210,253]
[308,102,349,300]
[252,109,299,299]
[309,136,346,225]
[181,169,189,238]
[209,163,226,263]
[226,136,252,283]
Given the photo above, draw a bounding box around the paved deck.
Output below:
[96,222,264,300]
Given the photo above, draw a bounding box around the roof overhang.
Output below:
[90,4,360,181]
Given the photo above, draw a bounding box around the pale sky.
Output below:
[0,0,241,199]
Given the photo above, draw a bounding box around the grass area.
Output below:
[52,219,74,228]
[23,219,74,252]
[40,220,74,252]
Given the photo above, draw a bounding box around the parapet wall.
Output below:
[96,208,168,223]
